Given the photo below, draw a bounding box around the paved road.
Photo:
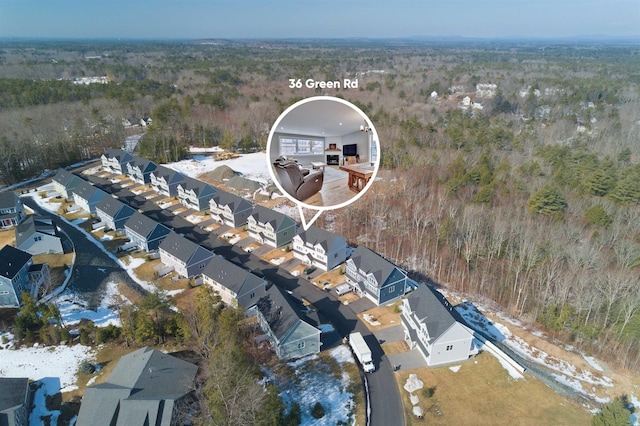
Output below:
[22,197,145,308]
[83,173,405,426]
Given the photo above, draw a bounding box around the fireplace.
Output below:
[326,155,339,165]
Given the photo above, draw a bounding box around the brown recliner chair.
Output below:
[273,159,324,201]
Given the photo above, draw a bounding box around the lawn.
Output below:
[397,352,592,426]
[0,229,16,248]
[359,303,402,332]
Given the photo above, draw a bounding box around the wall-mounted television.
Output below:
[343,143,357,156]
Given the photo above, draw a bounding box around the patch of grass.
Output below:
[33,253,74,269]
[381,340,409,355]
[397,352,591,425]
[314,269,347,287]
[0,229,16,247]
[359,305,401,332]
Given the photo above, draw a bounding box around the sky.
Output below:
[0,0,638,40]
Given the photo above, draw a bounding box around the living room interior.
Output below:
[269,98,378,207]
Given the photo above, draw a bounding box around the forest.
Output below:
[1,38,639,374]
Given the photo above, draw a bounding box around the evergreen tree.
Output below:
[591,396,632,426]
[527,185,568,215]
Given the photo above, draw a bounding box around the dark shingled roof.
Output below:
[210,190,253,213]
[0,191,18,210]
[96,197,135,218]
[15,215,57,248]
[159,231,213,264]
[0,245,32,279]
[0,377,29,411]
[406,284,460,341]
[72,181,105,200]
[249,205,296,232]
[152,165,184,184]
[51,168,83,187]
[179,176,217,197]
[349,245,397,287]
[104,148,134,164]
[202,256,264,295]
[76,347,198,426]
[125,212,169,238]
[127,156,157,173]
[295,225,345,251]
[257,285,316,340]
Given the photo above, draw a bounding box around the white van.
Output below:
[334,283,353,296]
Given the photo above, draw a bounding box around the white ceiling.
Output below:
[274,98,368,137]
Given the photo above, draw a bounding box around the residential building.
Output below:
[247,205,296,248]
[345,246,409,306]
[95,197,136,231]
[0,245,50,308]
[292,226,347,271]
[0,192,25,229]
[256,285,321,360]
[51,168,84,199]
[15,215,63,255]
[177,176,217,211]
[124,212,171,252]
[158,232,214,279]
[76,346,198,426]
[209,190,253,228]
[126,157,157,185]
[101,148,134,175]
[401,284,478,367]
[0,377,31,426]
[71,181,107,214]
[202,256,266,310]
[150,165,185,197]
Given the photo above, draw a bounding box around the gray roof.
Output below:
[104,148,134,165]
[127,156,157,173]
[211,190,253,213]
[152,165,184,184]
[0,191,18,210]
[0,245,32,280]
[349,245,398,285]
[0,378,29,411]
[125,212,170,239]
[179,176,217,198]
[296,225,345,251]
[77,347,198,426]
[202,256,264,295]
[249,205,296,232]
[51,168,83,188]
[159,231,213,265]
[72,181,105,201]
[96,197,136,219]
[257,285,316,340]
[406,284,460,341]
[15,215,58,247]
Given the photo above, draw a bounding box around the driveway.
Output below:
[388,349,428,371]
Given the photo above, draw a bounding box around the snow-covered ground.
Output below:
[265,345,357,426]
[56,280,130,328]
[167,152,272,184]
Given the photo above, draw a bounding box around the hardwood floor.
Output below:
[302,167,355,207]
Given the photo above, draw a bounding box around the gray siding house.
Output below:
[51,168,84,199]
[292,226,347,271]
[0,192,25,229]
[158,232,214,279]
[401,284,478,367]
[71,181,108,214]
[256,285,321,360]
[345,246,408,306]
[15,215,64,255]
[209,190,253,228]
[0,377,31,426]
[95,197,136,231]
[177,176,217,211]
[101,148,134,175]
[77,346,198,426]
[202,256,266,310]
[150,165,184,197]
[124,212,171,252]
[126,157,157,185]
[247,205,296,248]
[0,245,50,308]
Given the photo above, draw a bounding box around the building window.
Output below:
[388,285,395,293]
[297,341,305,349]
[34,236,42,242]
[250,292,255,299]
[446,345,453,351]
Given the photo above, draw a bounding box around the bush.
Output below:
[283,402,301,426]
[311,402,325,419]
[79,360,95,375]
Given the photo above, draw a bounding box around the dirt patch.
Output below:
[383,340,410,355]
[0,229,16,247]
[260,247,293,263]
[359,304,402,332]
[397,352,591,426]
[314,269,347,287]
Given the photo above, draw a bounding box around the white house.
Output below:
[201,256,266,310]
[150,165,184,197]
[15,215,63,255]
[401,284,478,367]
[247,205,296,248]
[292,226,347,271]
[158,232,214,279]
[0,192,26,229]
[176,176,217,211]
[209,190,253,228]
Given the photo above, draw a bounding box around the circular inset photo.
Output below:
[267,96,380,210]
